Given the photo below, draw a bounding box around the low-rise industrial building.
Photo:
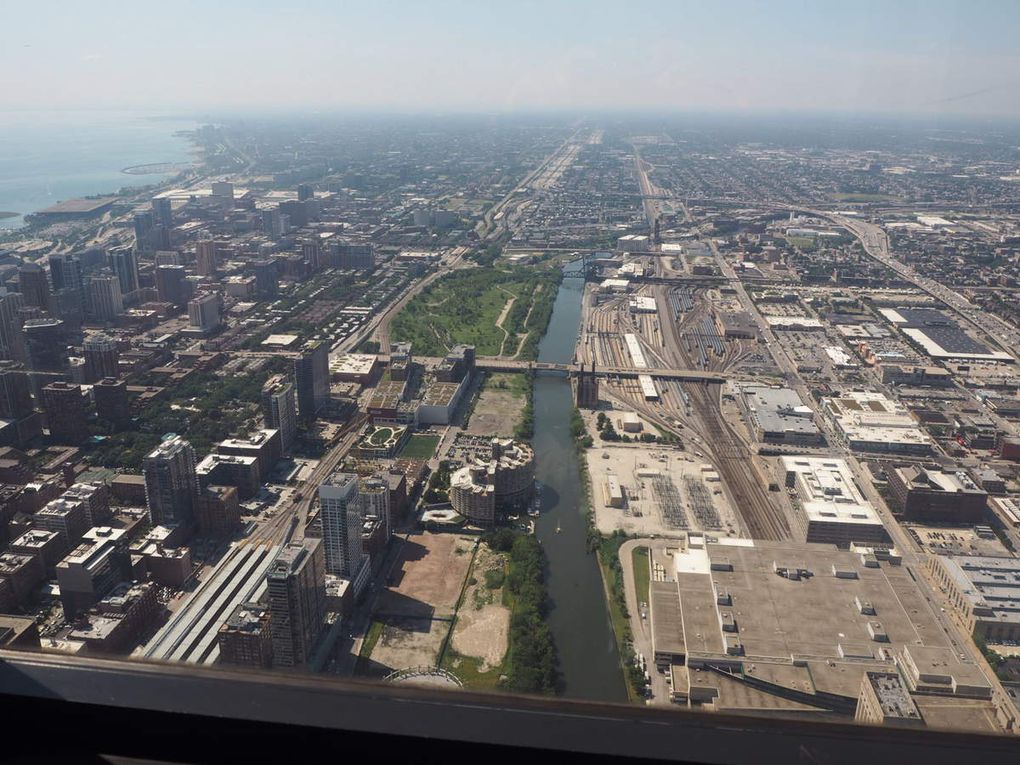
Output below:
[628,296,657,313]
[330,353,379,384]
[781,456,890,547]
[885,465,988,523]
[822,390,932,454]
[926,555,1020,643]
[715,311,758,339]
[418,376,469,425]
[881,364,953,388]
[735,384,822,446]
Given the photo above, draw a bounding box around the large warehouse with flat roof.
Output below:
[822,389,932,455]
[32,196,119,221]
[735,383,821,445]
[650,535,999,728]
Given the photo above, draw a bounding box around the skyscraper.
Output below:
[18,263,50,310]
[359,475,392,539]
[133,211,154,248]
[266,538,325,668]
[152,197,173,228]
[23,318,67,371]
[86,274,124,322]
[294,340,329,420]
[93,377,130,429]
[0,361,34,421]
[0,291,26,362]
[318,471,368,589]
[187,293,222,333]
[48,253,83,297]
[83,335,119,382]
[261,374,297,453]
[107,247,140,295]
[251,259,279,298]
[195,240,218,277]
[155,265,188,306]
[52,287,84,329]
[0,359,41,446]
[142,436,198,527]
[301,240,321,271]
[41,382,88,445]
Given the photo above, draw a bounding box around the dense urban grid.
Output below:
[2,114,1020,734]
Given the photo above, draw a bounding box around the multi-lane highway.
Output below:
[804,209,1020,361]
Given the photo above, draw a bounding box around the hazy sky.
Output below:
[3,0,1019,116]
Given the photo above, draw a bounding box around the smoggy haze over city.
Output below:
[3,0,1019,117]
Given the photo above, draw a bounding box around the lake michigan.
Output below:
[0,110,197,229]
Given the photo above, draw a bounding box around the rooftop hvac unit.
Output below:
[725,637,744,656]
[720,613,738,633]
[832,564,858,579]
[867,621,889,642]
[855,596,876,615]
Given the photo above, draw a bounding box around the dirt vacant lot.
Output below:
[370,617,450,672]
[378,532,475,618]
[467,373,525,438]
[451,546,510,670]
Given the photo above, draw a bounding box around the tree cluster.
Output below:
[503,534,558,695]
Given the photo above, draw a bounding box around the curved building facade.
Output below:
[449,439,534,526]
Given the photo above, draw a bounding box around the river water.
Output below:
[532,268,627,702]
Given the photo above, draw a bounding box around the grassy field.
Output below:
[391,266,560,357]
[441,648,504,689]
[831,192,898,202]
[366,426,395,446]
[632,547,650,605]
[399,433,441,459]
[785,235,817,249]
[354,620,385,674]
[440,545,509,690]
[484,372,530,397]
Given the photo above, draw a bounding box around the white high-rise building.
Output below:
[318,471,368,595]
[86,274,124,322]
[261,374,297,453]
[188,293,222,333]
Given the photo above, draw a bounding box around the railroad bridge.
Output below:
[474,357,725,383]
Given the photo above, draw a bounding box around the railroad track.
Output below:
[244,414,368,546]
[683,382,789,541]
